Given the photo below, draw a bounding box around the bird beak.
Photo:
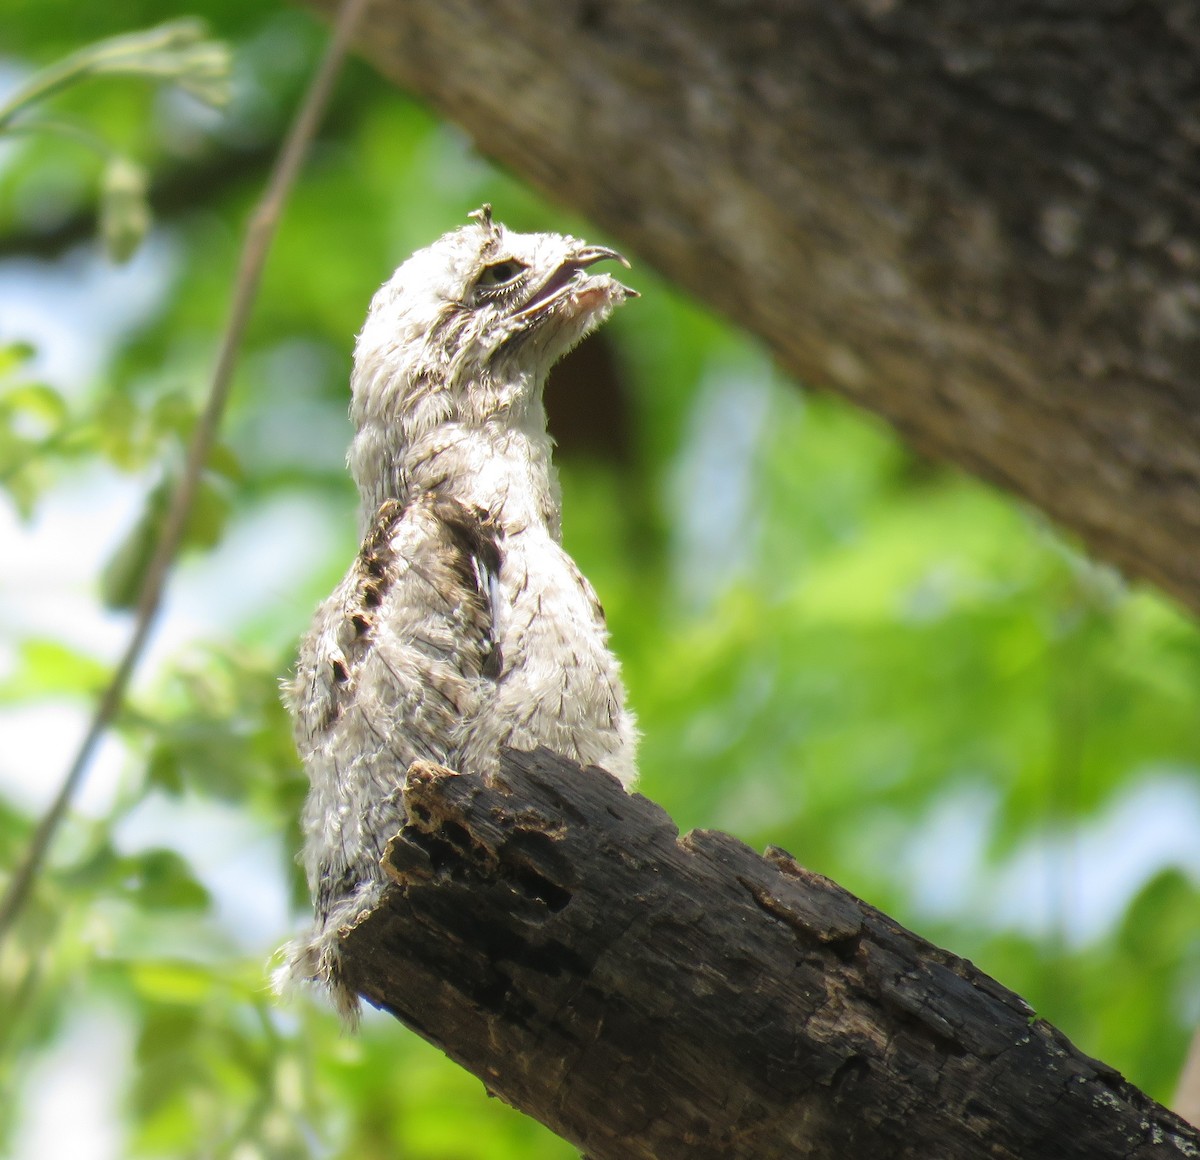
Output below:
[569,246,639,297]
[511,245,638,324]
[574,244,631,270]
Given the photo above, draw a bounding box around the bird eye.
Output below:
[476,260,525,289]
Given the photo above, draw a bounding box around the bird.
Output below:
[277,206,640,1021]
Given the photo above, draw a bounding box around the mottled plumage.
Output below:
[278,207,639,1019]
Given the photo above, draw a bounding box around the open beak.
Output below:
[511,245,637,323]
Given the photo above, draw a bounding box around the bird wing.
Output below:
[291,490,503,764]
[283,489,503,1009]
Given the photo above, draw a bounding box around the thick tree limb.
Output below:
[308,0,1200,614]
[341,748,1199,1159]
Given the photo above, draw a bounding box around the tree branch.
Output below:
[341,748,1199,1160]
[307,0,1200,614]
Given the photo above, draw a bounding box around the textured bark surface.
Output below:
[341,748,1200,1160]
[308,0,1200,614]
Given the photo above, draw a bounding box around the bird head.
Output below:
[349,206,637,473]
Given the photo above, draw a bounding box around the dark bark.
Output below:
[342,748,1199,1160]
[307,0,1200,615]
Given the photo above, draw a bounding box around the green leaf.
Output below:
[0,373,70,514]
[129,960,215,1005]
[100,478,167,611]
[1117,867,1197,961]
[122,848,211,912]
[99,155,151,263]
[0,382,68,430]
[0,638,108,699]
[185,473,232,551]
[0,341,38,377]
[204,441,244,485]
[145,744,184,796]
[131,1006,202,1119]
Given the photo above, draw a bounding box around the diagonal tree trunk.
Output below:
[341,748,1200,1160]
[308,0,1200,614]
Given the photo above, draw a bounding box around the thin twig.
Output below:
[1176,1026,1200,1128]
[0,0,371,948]
[0,119,114,157]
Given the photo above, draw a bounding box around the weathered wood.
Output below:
[307,0,1200,615]
[341,748,1200,1159]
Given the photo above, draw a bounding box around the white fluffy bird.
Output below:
[279,206,639,1019]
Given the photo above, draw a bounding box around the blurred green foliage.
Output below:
[1,3,1198,1156]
